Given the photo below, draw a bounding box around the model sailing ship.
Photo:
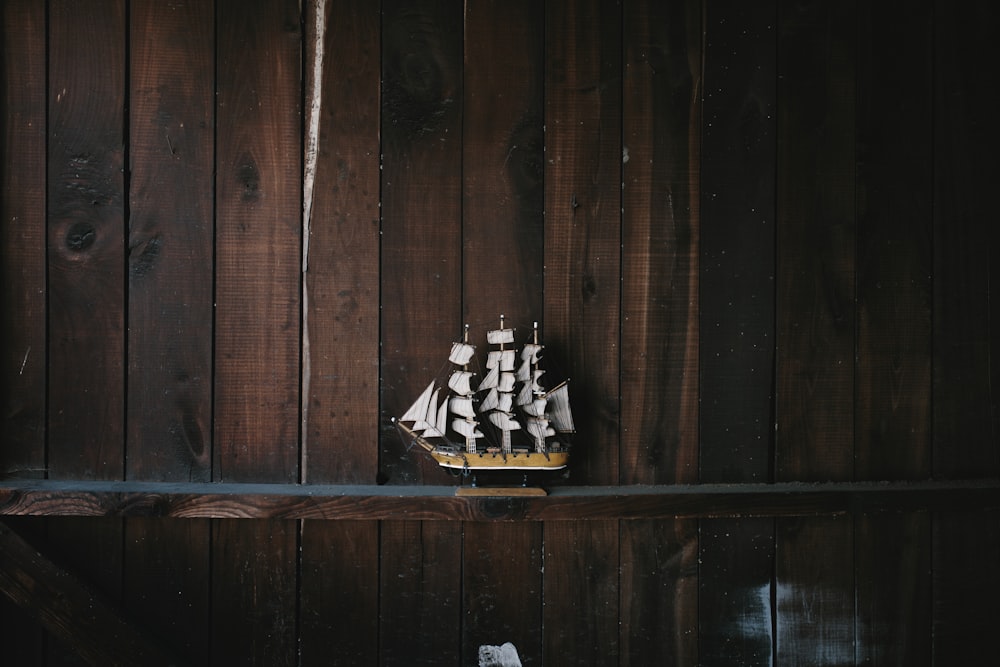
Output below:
[393,316,575,475]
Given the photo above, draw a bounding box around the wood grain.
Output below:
[303,0,381,485]
[214,0,301,483]
[621,519,698,663]
[620,0,701,486]
[126,0,214,482]
[543,521,619,665]
[379,0,464,485]
[855,0,932,481]
[47,0,126,480]
[699,0,776,484]
[932,0,998,478]
[379,520,462,666]
[544,0,622,486]
[0,0,46,481]
[775,0,856,482]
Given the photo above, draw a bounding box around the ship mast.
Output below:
[448,323,482,453]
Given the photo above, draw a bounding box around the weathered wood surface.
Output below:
[1,0,46,481]
[0,520,189,667]
[2,479,998,520]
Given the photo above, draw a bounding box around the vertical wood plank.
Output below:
[127,0,214,482]
[697,5,776,663]
[621,0,701,486]
[299,3,381,665]
[123,518,211,667]
[544,0,622,486]
[214,0,301,484]
[855,0,932,482]
[932,3,999,661]
[463,523,542,666]
[210,520,298,667]
[213,2,301,665]
[699,518,774,666]
[543,521,619,665]
[303,0,381,485]
[775,0,856,482]
[932,511,1000,662]
[462,0,544,330]
[47,0,126,480]
[124,6,214,665]
[856,513,930,665]
[46,3,127,663]
[621,519,698,664]
[460,5,545,664]
[1,0,46,481]
[379,520,463,666]
[932,0,998,478]
[379,0,464,485]
[300,520,378,666]
[776,516,855,666]
[379,3,464,666]
[699,0,776,484]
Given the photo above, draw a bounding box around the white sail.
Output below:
[498,372,516,393]
[427,399,448,437]
[400,382,435,423]
[489,411,521,431]
[449,396,476,419]
[487,328,515,345]
[480,388,499,412]
[526,418,555,440]
[452,418,484,440]
[449,341,475,366]
[516,382,533,407]
[546,382,575,432]
[487,349,515,371]
[522,397,547,418]
[448,370,474,395]
[478,365,499,391]
[414,388,441,432]
[497,392,513,413]
[521,343,542,363]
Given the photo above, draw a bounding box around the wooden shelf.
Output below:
[2,479,999,521]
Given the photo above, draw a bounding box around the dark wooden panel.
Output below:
[214,0,301,483]
[123,518,210,667]
[213,4,301,666]
[542,521,618,664]
[621,519,698,664]
[856,513,931,665]
[544,0,622,485]
[462,523,542,666]
[699,0,776,484]
[210,519,298,666]
[1,0,46,480]
[379,520,462,666]
[126,0,214,481]
[47,0,126,480]
[379,0,464,485]
[775,0,856,482]
[298,5,381,666]
[0,520,186,667]
[776,516,854,665]
[462,0,544,329]
[300,520,378,666]
[932,0,999,477]
[302,0,381,484]
[855,0,932,482]
[699,518,774,666]
[932,511,1000,662]
[4,479,1000,520]
[620,0,701,486]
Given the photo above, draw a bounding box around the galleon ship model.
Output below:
[393,316,575,474]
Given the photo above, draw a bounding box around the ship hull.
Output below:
[397,422,569,471]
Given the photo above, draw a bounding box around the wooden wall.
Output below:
[1,0,997,665]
